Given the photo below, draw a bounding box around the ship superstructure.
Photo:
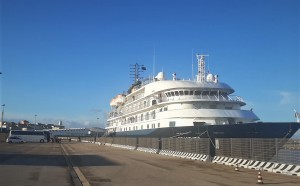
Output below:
[106,55,259,134]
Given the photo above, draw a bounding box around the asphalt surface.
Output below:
[0,141,299,186]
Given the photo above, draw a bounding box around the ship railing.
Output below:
[164,95,245,103]
[108,94,246,119]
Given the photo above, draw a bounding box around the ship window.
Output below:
[184,90,189,95]
[151,111,156,119]
[152,100,157,105]
[141,125,143,129]
[164,107,168,111]
[171,92,175,96]
[147,124,149,129]
[175,91,179,96]
[195,90,201,95]
[169,121,175,127]
[158,123,160,128]
[189,90,194,95]
[141,114,143,121]
[210,91,216,96]
[179,91,184,95]
[202,91,209,95]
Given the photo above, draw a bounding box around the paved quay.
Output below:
[64,142,300,186]
[0,141,299,186]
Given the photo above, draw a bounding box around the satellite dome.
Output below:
[155,72,165,81]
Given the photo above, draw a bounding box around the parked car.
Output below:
[6,136,25,143]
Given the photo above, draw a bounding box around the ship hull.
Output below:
[111,122,300,139]
[109,122,300,158]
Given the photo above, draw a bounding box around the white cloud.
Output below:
[279,91,300,105]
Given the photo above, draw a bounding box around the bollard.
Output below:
[257,170,263,184]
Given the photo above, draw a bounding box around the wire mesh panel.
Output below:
[231,138,251,159]
[215,138,300,165]
[160,137,210,155]
[190,138,197,153]
[275,139,300,165]
[138,137,159,149]
[161,138,171,150]
[251,138,277,161]
[162,138,178,151]
[184,138,193,153]
[195,138,210,155]
[215,138,231,157]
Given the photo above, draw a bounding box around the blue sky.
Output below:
[1,0,299,129]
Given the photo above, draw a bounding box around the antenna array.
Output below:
[129,63,146,83]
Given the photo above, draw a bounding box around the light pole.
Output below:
[97,118,100,137]
[1,104,5,132]
[35,114,37,124]
[34,114,37,131]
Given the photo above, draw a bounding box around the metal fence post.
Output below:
[275,138,278,162]
[250,138,253,160]
[230,138,233,157]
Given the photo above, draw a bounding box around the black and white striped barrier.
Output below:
[111,144,136,150]
[212,156,300,176]
[136,147,158,154]
[158,150,209,162]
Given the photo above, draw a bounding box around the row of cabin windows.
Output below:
[125,111,156,123]
[120,123,161,131]
[165,90,228,97]
[119,121,176,131]
[123,106,168,124]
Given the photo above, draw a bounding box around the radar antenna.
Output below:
[130,63,146,83]
[196,54,209,83]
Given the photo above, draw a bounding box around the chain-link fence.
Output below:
[138,137,159,149]
[161,138,209,155]
[80,136,210,155]
[77,136,300,165]
[215,138,300,165]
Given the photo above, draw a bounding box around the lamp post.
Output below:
[1,104,5,132]
[34,114,37,131]
[95,117,99,140]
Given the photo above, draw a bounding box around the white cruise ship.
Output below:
[106,55,261,133]
[106,54,300,139]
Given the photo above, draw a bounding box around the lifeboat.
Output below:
[110,98,117,107]
[115,94,125,105]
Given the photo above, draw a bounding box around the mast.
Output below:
[130,63,146,83]
[196,54,209,83]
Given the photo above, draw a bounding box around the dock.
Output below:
[0,141,299,186]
